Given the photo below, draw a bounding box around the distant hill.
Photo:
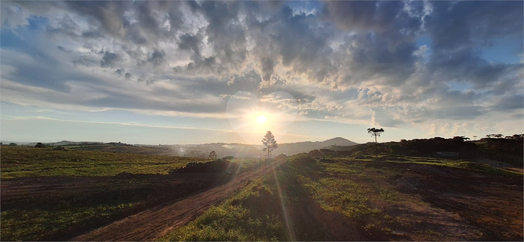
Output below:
[168,137,358,158]
[2,138,357,158]
[321,137,358,147]
[276,137,357,156]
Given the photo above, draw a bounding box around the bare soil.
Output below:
[70,160,285,241]
[2,159,521,241]
[375,161,523,241]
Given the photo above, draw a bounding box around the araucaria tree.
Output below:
[209,151,217,160]
[367,128,385,157]
[262,131,278,160]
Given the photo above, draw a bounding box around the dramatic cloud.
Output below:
[1,0,522,139]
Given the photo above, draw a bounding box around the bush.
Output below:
[275,154,288,160]
[169,159,238,174]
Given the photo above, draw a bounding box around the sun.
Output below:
[257,115,267,124]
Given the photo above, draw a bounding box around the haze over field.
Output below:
[1,0,523,144]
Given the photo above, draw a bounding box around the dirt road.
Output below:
[71,160,285,241]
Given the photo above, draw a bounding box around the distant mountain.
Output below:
[276,137,357,156]
[2,138,357,158]
[320,137,358,147]
[166,137,357,158]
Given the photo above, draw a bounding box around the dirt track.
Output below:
[71,160,285,241]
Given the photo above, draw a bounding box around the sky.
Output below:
[1,0,523,145]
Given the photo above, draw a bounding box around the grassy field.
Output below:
[0,146,210,241]
[1,146,206,179]
[2,147,521,241]
[161,153,523,241]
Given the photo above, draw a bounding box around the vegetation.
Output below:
[2,135,522,241]
[162,151,522,241]
[160,177,286,241]
[209,151,217,160]
[367,128,385,157]
[332,136,522,167]
[1,146,206,179]
[1,200,139,241]
[262,131,278,160]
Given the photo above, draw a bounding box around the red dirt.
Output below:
[70,160,286,241]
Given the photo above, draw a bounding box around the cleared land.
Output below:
[162,155,523,241]
[1,146,522,241]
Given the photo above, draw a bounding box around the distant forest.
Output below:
[313,135,524,166]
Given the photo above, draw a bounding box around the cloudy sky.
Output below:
[1,0,523,145]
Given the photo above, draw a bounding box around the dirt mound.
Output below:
[169,159,238,174]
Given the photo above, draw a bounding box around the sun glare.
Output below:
[257,115,267,124]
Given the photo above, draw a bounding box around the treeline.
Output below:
[307,135,523,164]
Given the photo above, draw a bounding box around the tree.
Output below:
[367,128,384,157]
[209,151,217,160]
[367,128,384,143]
[453,136,469,142]
[262,131,278,160]
[8,143,17,146]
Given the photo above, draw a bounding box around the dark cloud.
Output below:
[65,1,129,40]
[426,1,523,89]
[56,45,70,53]
[260,58,274,81]
[323,1,407,33]
[100,51,118,68]
[149,49,165,66]
[115,68,124,76]
[492,95,524,111]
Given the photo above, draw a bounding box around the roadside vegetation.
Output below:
[160,177,286,241]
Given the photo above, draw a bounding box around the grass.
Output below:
[284,157,404,219]
[1,146,206,179]
[1,200,139,241]
[3,147,520,241]
[0,146,209,240]
[159,177,286,241]
[338,155,522,176]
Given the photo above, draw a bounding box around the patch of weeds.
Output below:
[159,177,286,241]
[1,202,137,241]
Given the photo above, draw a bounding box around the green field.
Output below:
[1,146,205,179]
[0,146,209,241]
[1,146,522,241]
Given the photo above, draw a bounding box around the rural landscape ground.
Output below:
[1,137,522,241]
[2,0,523,241]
